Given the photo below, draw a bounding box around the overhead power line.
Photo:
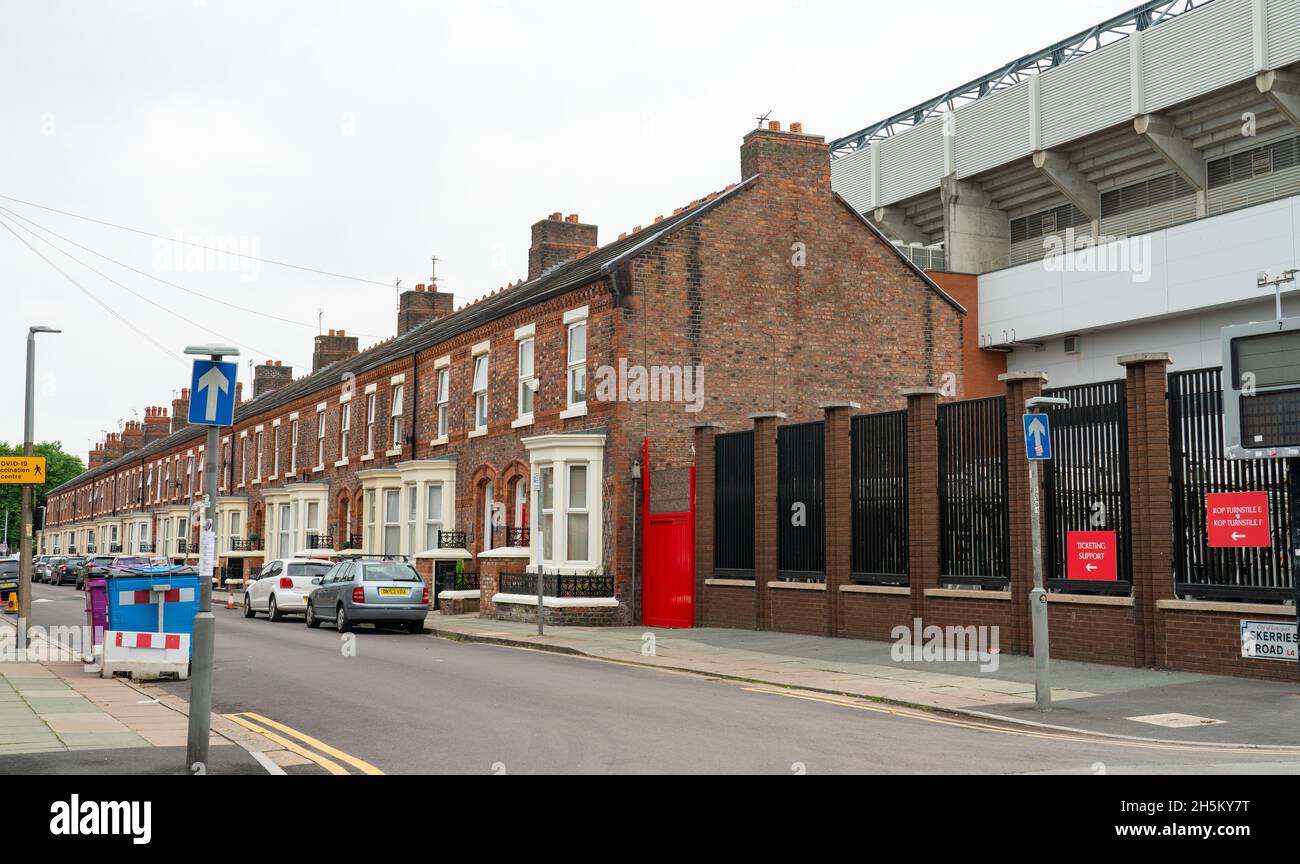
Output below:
[0,203,380,340]
[0,208,296,366]
[0,213,182,364]
[0,192,396,289]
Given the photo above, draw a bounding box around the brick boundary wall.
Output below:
[695,362,1298,684]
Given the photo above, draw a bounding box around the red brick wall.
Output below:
[700,584,754,630]
[921,596,1013,637]
[929,271,1005,399]
[1158,607,1297,683]
[768,588,828,636]
[1048,601,1136,666]
[841,591,913,641]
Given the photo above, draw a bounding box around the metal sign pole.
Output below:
[1028,454,1050,711]
[1289,457,1299,688]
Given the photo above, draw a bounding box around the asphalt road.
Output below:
[21,582,1300,774]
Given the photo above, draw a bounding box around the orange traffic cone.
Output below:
[4,593,16,613]
[226,589,236,610]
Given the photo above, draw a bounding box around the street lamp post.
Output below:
[20,326,60,652]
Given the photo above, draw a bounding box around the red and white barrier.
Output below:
[101,630,191,681]
[117,588,196,605]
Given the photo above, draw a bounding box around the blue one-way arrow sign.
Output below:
[1023,414,1052,461]
[189,360,238,427]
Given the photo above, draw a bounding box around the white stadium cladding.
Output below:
[829,0,1300,387]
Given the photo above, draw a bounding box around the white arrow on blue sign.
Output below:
[188,360,238,427]
[1023,414,1052,461]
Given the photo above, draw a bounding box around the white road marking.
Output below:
[250,750,288,775]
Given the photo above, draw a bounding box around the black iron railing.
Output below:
[109,544,122,554]
[1043,380,1133,595]
[176,541,197,555]
[86,546,97,554]
[1170,367,1293,602]
[67,546,77,554]
[714,430,755,577]
[138,543,155,553]
[438,531,467,549]
[498,571,614,598]
[851,410,909,586]
[777,421,825,583]
[435,570,481,594]
[495,527,530,547]
[339,533,362,550]
[937,396,1011,589]
[307,533,335,550]
[230,538,263,552]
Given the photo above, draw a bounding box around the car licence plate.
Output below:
[0,583,15,591]
[379,587,409,597]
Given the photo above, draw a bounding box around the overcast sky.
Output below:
[0,0,1128,462]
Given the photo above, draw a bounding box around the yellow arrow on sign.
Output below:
[0,457,47,485]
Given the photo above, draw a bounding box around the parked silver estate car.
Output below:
[305,558,429,634]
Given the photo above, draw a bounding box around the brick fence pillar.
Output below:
[478,558,504,619]
[750,412,786,630]
[903,389,942,626]
[691,422,725,628]
[1119,352,1174,668]
[1001,371,1047,656]
[821,401,859,637]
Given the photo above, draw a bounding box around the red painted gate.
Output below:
[641,438,696,628]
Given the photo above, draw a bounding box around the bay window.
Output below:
[424,484,443,551]
[384,489,400,555]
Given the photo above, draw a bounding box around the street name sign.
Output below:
[1066,531,1118,581]
[188,360,238,427]
[0,456,47,485]
[1240,620,1298,661]
[1205,492,1271,548]
[1023,414,1052,461]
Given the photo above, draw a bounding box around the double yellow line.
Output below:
[225,711,384,775]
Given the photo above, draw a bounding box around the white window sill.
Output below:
[267,475,278,482]
[360,454,375,463]
[251,479,262,487]
[429,436,448,448]
[511,415,535,430]
[334,458,350,468]
[313,466,325,474]
[493,594,617,608]
[385,448,403,458]
[467,428,487,440]
[560,403,588,420]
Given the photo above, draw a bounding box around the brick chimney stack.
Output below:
[171,389,191,434]
[397,285,456,335]
[254,360,293,398]
[104,432,124,462]
[88,442,107,470]
[122,420,144,454]
[143,406,170,444]
[312,329,361,372]
[739,120,830,197]
[528,213,598,281]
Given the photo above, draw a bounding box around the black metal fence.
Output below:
[435,570,480,594]
[777,421,825,583]
[1169,367,1294,602]
[499,571,615,598]
[1042,380,1133,594]
[714,430,755,576]
[937,396,1011,588]
[851,410,909,585]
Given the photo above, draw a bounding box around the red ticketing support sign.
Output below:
[1205,492,1272,548]
[1066,531,1118,581]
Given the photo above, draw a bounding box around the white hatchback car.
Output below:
[244,558,335,622]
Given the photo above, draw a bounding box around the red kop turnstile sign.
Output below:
[1066,531,1118,581]
[1205,492,1272,549]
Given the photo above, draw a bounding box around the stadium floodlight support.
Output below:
[829,0,1217,159]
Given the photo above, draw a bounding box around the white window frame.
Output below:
[316,408,326,468]
[435,367,450,442]
[290,419,299,475]
[391,383,405,450]
[255,430,264,480]
[365,393,377,456]
[516,333,536,426]
[472,351,489,434]
[383,488,401,556]
[340,402,351,458]
[564,308,589,416]
[423,483,444,552]
[272,427,281,478]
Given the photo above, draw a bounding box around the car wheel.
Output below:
[243,594,256,618]
[406,620,424,635]
[335,603,352,634]
[268,596,282,623]
[305,601,320,629]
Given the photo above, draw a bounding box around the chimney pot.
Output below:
[768,120,781,131]
[566,214,578,223]
[550,212,563,221]
[790,122,803,134]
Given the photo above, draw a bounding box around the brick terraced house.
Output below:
[41,122,969,626]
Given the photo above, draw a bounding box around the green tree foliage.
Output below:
[0,442,85,551]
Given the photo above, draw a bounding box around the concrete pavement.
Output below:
[425,614,1300,748]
